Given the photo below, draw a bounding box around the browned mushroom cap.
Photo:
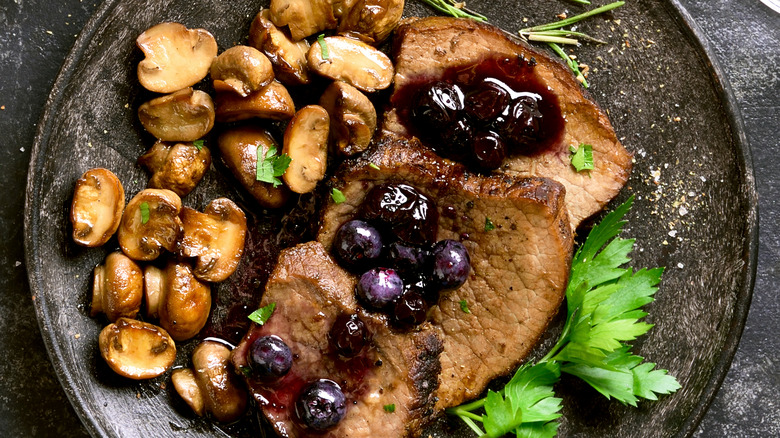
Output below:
[248,10,311,86]
[178,198,247,282]
[192,341,248,422]
[214,81,295,123]
[137,22,218,94]
[70,168,125,247]
[282,105,329,194]
[138,140,212,197]
[157,260,211,341]
[337,0,404,45]
[119,189,183,261]
[211,46,274,97]
[99,318,176,380]
[269,0,337,41]
[307,36,394,92]
[171,368,205,416]
[319,81,377,156]
[143,265,163,319]
[217,126,291,209]
[91,252,143,322]
[138,88,215,142]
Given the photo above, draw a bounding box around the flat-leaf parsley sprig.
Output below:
[446,196,681,437]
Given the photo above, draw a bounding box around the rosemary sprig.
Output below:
[521,1,625,33]
[419,0,487,22]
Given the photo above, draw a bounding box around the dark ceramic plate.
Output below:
[25,0,757,437]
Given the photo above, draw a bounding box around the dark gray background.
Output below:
[0,0,777,436]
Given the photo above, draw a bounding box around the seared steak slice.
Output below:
[232,241,442,438]
[318,134,573,409]
[384,16,632,229]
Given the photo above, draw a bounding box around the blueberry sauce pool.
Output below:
[393,55,565,162]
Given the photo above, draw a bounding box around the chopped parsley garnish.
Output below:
[193,139,204,151]
[139,202,150,225]
[248,302,276,326]
[484,217,495,231]
[460,300,471,314]
[238,366,252,377]
[570,144,594,172]
[383,404,396,413]
[447,196,680,437]
[331,188,346,204]
[318,34,330,60]
[369,163,381,171]
[256,146,291,188]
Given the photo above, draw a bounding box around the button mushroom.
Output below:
[172,341,247,422]
[211,46,274,97]
[138,140,212,197]
[319,81,376,156]
[118,189,183,261]
[248,10,311,86]
[217,126,291,208]
[269,0,337,41]
[143,265,163,319]
[282,105,329,194]
[70,168,125,247]
[99,318,176,380]
[91,252,143,322]
[307,36,394,92]
[178,198,247,282]
[138,88,215,142]
[146,260,211,341]
[337,0,405,45]
[136,22,218,94]
[214,81,295,123]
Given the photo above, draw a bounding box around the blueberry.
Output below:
[357,267,404,309]
[392,290,429,328]
[329,314,370,357]
[430,240,471,290]
[499,94,543,151]
[471,131,507,171]
[410,81,465,133]
[359,183,439,246]
[332,220,383,271]
[296,379,346,431]
[404,273,440,303]
[464,79,511,123]
[387,242,431,281]
[250,335,292,379]
[438,116,474,161]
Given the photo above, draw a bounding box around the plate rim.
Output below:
[23,0,759,437]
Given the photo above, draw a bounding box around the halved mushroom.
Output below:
[214,81,295,123]
[143,265,163,319]
[211,46,274,97]
[118,189,183,261]
[138,88,215,142]
[172,341,247,422]
[307,36,394,92]
[147,260,211,341]
[138,140,212,197]
[217,126,291,209]
[319,81,376,156]
[91,252,143,322]
[282,106,329,194]
[178,198,247,282]
[137,22,218,94]
[248,10,311,86]
[99,318,176,380]
[70,168,125,247]
[337,0,405,45]
[269,0,338,41]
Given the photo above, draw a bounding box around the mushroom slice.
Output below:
[143,265,163,319]
[337,0,405,45]
[188,341,248,422]
[158,260,212,341]
[99,318,176,380]
[70,168,125,247]
[248,10,311,86]
[119,189,183,261]
[282,106,330,194]
[171,368,205,416]
[269,0,337,41]
[178,198,247,282]
[139,88,215,142]
[319,81,376,156]
[307,36,394,92]
[211,46,274,97]
[137,22,218,94]
[215,81,295,123]
[217,126,291,209]
[91,252,143,322]
[138,140,212,197]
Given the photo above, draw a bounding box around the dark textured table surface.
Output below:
[1,0,777,436]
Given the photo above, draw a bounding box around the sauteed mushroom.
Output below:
[338,0,405,44]
[319,81,376,156]
[269,0,337,41]
[91,252,143,322]
[70,168,125,247]
[248,10,311,86]
[211,46,274,97]
[146,260,211,341]
[99,318,176,380]
[307,36,394,92]
[139,88,215,142]
[118,189,183,261]
[138,141,211,197]
[282,105,329,194]
[215,81,295,123]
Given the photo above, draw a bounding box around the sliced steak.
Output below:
[384,16,632,229]
[317,134,573,409]
[232,241,442,438]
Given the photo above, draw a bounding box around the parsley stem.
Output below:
[521,1,625,32]
[527,34,579,45]
[448,398,485,413]
[522,29,607,45]
[461,415,487,437]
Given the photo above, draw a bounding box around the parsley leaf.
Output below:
[193,139,204,151]
[248,302,276,325]
[460,299,471,314]
[383,404,396,413]
[484,217,495,231]
[318,34,330,60]
[139,202,150,225]
[256,146,291,188]
[570,144,594,172]
[331,188,346,204]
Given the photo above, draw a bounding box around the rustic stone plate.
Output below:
[24,0,757,437]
